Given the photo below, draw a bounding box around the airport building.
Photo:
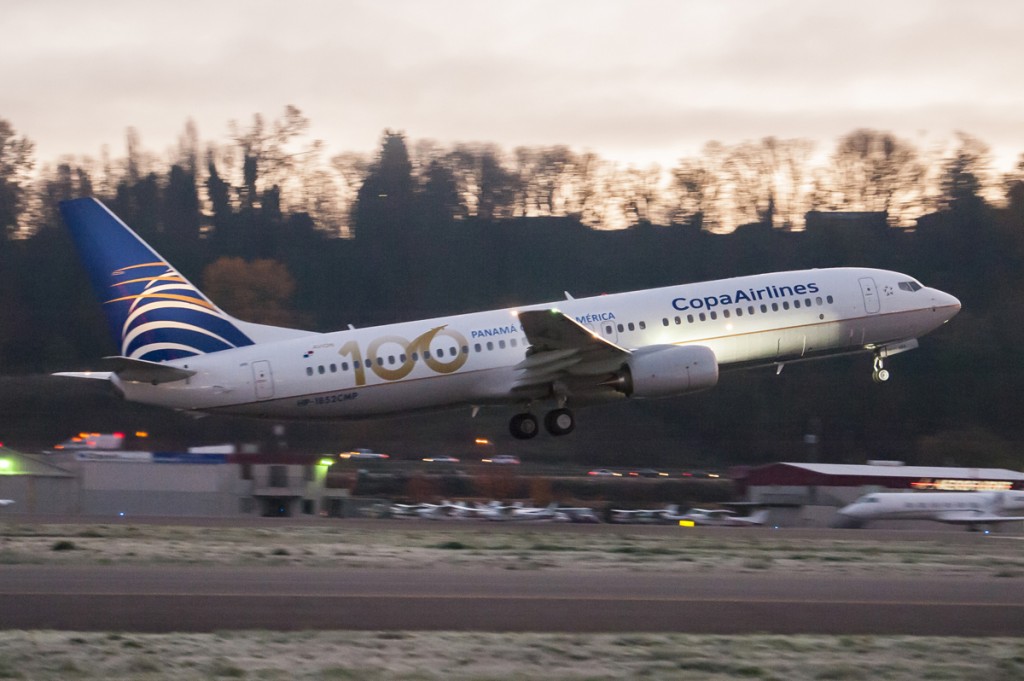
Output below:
[735,461,1024,527]
[0,447,360,518]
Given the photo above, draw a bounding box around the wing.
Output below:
[514,309,628,393]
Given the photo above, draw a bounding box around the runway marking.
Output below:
[1,592,1021,608]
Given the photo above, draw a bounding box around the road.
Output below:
[1,565,1022,635]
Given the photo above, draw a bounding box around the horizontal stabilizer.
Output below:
[99,356,196,384]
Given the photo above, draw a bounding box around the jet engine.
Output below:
[611,345,719,398]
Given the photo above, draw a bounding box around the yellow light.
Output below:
[318,458,335,467]
[474,438,491,445]
[0,459,11,471]
[135,431,149,438]
[678,519,695,527]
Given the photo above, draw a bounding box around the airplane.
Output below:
[610,504,688,524]
[833,491,1024,530]
[679,508,769,527]
[55,198,961,439]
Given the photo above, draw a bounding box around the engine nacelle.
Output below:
[614,345,719,399]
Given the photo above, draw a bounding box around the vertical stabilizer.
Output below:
[59,198,256,362]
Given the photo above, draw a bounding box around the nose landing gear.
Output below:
[872,354,890,383]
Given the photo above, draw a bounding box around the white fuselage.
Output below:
[838,491,1024,523]
[112,267,959,419]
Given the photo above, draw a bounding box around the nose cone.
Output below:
[935,290,962,321]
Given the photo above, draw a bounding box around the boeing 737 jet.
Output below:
[56,198,961,439]
[835,491,1024,530]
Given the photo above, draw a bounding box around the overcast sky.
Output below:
[5,0,1022,171]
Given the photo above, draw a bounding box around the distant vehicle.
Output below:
[422,455,460,463]
[629,468,669,478]
[339,448,390,460]
[679,508,769,526]
[0,500,14,507]
[587,468,620,477]
[834,491,1024,530]
[482,455,520,464]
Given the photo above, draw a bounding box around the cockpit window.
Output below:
[898,281,922,292]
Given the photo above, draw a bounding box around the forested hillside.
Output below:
[1,111,1021,467]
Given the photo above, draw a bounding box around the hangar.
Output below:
[735,461,1024,527]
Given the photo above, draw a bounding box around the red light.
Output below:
[113,432,125,439]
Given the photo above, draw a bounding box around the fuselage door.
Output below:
[252,360,275,399]
[859,277,880,315]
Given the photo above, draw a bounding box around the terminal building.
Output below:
[0,446,358,518]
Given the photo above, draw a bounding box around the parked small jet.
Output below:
[834,491,1024,530]
[56,198,960,438]
[679,508,769,526]
[610,504,688,524]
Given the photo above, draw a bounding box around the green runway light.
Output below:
[0,458,12,472]
[318,458,335,467]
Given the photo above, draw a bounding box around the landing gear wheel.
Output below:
[509,413,539,440]
[872,355,890,383]
[544,408,575,436]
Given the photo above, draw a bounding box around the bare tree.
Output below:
[0,119,35,237]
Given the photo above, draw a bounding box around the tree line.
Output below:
[0,109,1022,467]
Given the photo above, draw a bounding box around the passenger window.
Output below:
[342,362,349,371]
[617,324,624,333]
[699,312,706,322]
[499,340,506,349]
[627,322,635,331]
[782,302,790,310]
[760,304,768,313]
[723,309,731,318]
[474,343,482,353]
[306,367,313,376]
[736,308,743,317]
[793,300,800,309]
[639,321,646,330]
[710,311,717,320]
[816,297,823,305]
[662,318,669,327]
[826,295,834,304]
[687,314,694,323]
[771,303,779,312]
[318,365,325,375]
[388,356,395,365]
[486,342,494,351]
[675,316,681,325]
[330,363,337,372]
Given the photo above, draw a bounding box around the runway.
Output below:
[2,565,1022,635]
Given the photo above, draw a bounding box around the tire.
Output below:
[509,413,539,439]
[544,408,575,436]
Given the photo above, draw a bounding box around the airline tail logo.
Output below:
[60,198,254,362]
[105,261,254,361]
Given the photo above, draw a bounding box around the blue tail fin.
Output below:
[60,198,256,362]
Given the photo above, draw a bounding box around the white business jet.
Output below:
[55,198,960,439]
[835,491,1024,530]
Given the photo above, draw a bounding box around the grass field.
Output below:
[1,521,1022,679]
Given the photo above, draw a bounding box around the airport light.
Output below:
[318,458,335,467]
[0,458,12,473]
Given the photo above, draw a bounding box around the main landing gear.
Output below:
[872,354,890,383]
[509,408,576,439]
